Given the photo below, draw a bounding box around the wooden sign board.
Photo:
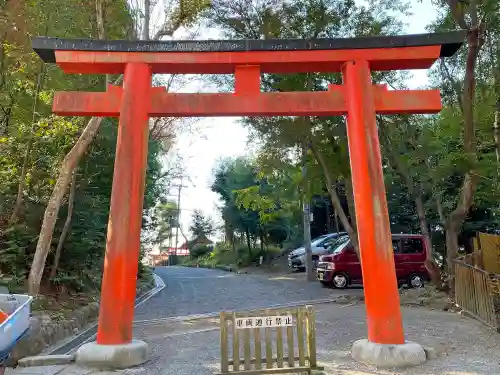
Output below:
[218,306,323,374]
[234,315,293,329]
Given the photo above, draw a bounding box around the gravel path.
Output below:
[129,303,500,375]
[128,267,500,374]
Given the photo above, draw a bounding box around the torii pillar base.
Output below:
[75,340,148,369]
[351,340,426,368]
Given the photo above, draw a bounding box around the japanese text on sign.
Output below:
[234,315,293,329]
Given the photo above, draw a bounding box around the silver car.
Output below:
[288,233,346,270]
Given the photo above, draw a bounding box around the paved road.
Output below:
[133,266,357,321]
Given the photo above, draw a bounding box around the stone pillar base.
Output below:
[75,340,148,369]
[351,339,426,368]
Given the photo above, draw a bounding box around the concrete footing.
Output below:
[351,339,426,368]
[75,340,148,369]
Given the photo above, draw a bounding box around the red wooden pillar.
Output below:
[96,63,152,345]
[342,60,405,345]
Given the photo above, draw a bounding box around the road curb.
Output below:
[17,354,75,367]
[44,273,165,357]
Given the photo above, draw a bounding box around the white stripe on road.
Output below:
[135,274,166,308]
[161,275,235,279]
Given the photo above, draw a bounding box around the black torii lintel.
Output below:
[32,31,466,64]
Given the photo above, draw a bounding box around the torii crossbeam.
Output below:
[33,31,465,368]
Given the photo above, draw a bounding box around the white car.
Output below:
[288,233,346,270]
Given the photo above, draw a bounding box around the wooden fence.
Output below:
[217,306,323,375]
[454,259,500,331]
[475,232,500,274]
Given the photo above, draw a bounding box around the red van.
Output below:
[316,234,429,289]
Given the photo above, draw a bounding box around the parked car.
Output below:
[288,232,346,271]
[316,234,429,288]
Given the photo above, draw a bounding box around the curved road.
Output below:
[134,266,354,321]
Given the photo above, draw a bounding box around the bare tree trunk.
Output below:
[95,0,105,39]
[28,3,191,295]
[493,61,500,170]
[49,170,77,279]
[28,117,106,294]
[442,3,481,280]
[325,198,332,232]
[245,228,252,255]
[300,138,315,281]
[344,178,357,233]
[415,194,442,286]
[95,0,111,86]
[445,221,459,285]
[309,141,359,257]
[414,196,432,255]
[494,106,500,167]
[334,209,339,233]
[0,32,7,91]
[9,62,45,225]
[142,0,150,39]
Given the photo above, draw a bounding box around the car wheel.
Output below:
[332,273,349,289]
[407,274,424,289]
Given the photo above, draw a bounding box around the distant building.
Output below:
[185,234,214,249]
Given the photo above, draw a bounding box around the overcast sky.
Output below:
[152,0,439,247]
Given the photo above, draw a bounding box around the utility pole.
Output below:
[171,176,188,266]
[302,142,315,282]
[167,221,173,266]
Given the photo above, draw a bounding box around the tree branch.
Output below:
[440,59,464,113]
[153,13,188,40]
[309,138,359,257]
[49,170,77,279]
[446,0,468,29]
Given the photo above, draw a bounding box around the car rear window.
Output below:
[399,238,424,254]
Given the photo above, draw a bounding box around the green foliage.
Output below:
[152,200,178,249]
[189,210,216,239]
[0,1,167,292]
[208,0,500,269]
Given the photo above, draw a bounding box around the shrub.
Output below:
[190,244,213,258]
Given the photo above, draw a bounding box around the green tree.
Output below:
[27,0,210,295]
[211,157,262,253]
[154,201,178,250]
[209,0,409,257]
[189,210,216,239]
[0,0,177,295]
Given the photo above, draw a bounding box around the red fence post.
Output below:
[342,60,405,345]
[96,63,152,345]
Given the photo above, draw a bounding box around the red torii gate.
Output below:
[33,31,464,368]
